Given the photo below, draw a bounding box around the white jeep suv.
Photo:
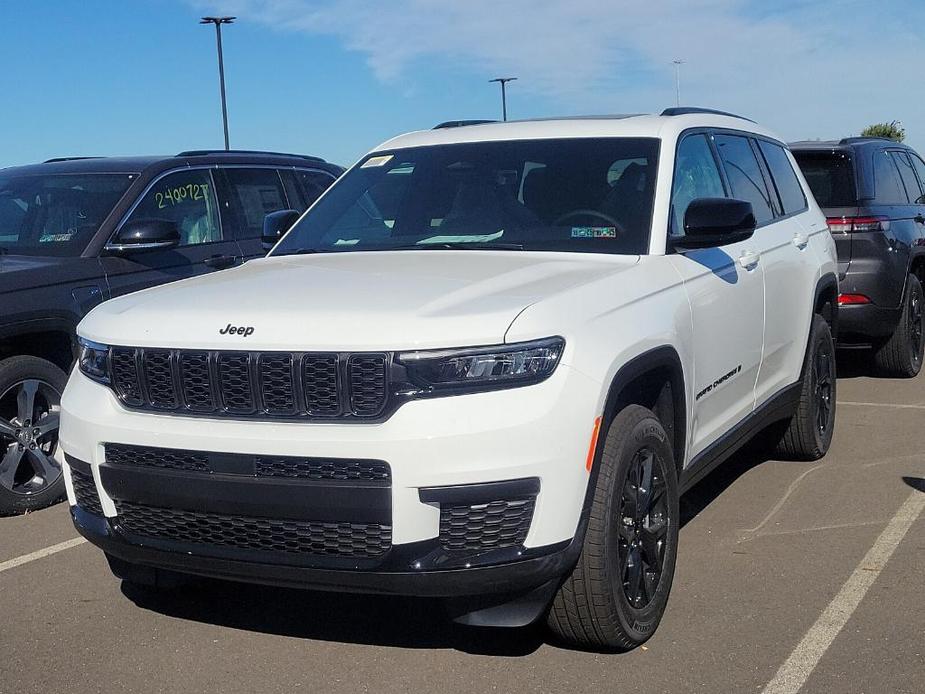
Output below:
[60,108,838,651]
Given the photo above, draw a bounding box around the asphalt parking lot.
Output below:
[1,354,923,694]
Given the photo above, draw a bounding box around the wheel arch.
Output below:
[814,272,838,336]
[599,345,687,476]
[0,321,78,373]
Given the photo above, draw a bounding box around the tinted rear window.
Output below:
[758,141,807,215]
[792,151,857,208]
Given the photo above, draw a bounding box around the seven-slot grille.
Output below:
[107,348,389,419]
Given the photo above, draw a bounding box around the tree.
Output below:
[861,121,905,142]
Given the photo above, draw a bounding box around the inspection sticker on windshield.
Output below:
[361,154,394,168]
[571,226,617,239]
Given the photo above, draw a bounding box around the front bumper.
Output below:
[60,363,600,597]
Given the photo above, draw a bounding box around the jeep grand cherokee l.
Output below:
[0,150,342,515]
[60,109,838,650]
[791,137,925,376]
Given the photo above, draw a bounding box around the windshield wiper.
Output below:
[386,242,525,251]
[272,248,318,256]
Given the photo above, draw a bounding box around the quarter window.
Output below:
[713,134,775,225]
[873,150,907,204]
[670,134,726,237]
[758,141,807,215]
[124,170,221,246]
[909,154,925,204]
[297,170,337,206]
[890,151,922,203]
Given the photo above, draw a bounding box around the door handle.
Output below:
[793,232,809,249]
[204,254,239,269]
[738,250,760,269]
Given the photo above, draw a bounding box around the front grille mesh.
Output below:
[70,469,104,516]
[108,348,389,420]
[439,497,535,553]
[254,456,391,481]
[115,501,392,558]
[106,443,210,473]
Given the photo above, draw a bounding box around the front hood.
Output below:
[79,251,639,350]
[0,254,99,294]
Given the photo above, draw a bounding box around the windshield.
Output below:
[272,138,660,256]
[791,151,857,208]
[0,173,135,257]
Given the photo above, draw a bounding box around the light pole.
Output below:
[672,59,684,107]
[489,77,517,121]
[201,16,235,150]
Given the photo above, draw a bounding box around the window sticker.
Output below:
[418,231,504,244]
[361,155,394,168]
[571,226,617,239]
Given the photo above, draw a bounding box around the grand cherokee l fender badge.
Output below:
[219,324,254,337]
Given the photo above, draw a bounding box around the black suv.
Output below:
[0,150,342,514]
[791,138,925,376]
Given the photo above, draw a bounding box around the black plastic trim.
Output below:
[71,507,579,597]
[419,477,540,505]
[679,381,801,494]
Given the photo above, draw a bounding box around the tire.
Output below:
[547,405,679,651]
[775,315,836,460]
[0,356,68,516]
[873,274,924,378]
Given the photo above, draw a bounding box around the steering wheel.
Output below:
[554,209,623,231]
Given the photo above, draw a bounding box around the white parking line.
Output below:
[761,490,925,694]
[838,400,925,410]
[0,537,87,574]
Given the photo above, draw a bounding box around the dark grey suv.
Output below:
[792,137,925,377]
[0,150,342,514]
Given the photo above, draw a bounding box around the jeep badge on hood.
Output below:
[219,324,254,337]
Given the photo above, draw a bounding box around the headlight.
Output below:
[397,337,564,394]
[78,337,110,384]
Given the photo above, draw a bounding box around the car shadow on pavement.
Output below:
[902,476,925,493]
[679,426,807,528]
[121,580,545,656]
[835,347,875,379]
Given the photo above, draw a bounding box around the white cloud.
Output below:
[197,0,925,145]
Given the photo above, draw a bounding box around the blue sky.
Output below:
[1,0,923,169]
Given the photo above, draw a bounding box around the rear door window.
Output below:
[670,133,726,237]
[713,134,775,225]
[758,141,807,215]
[791,151,857,208]
[873,149,908,204]
[890,151,923,204]
[297,170,337,207]
[221,168,290,240]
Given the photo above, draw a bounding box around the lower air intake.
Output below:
[115,502,392,558]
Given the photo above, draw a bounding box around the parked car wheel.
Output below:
[775,315,836,460]
[547,404,679,651]
[0,356,67,516]
[873,274,924,378]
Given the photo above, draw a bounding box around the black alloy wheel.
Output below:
[617,446,669,609]
[0,378,62,496]
[908,287,923,372]
[812,340,835,437]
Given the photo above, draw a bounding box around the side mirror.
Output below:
[672,198,756,250]
[262,209,300,252]
[107,219,180,254]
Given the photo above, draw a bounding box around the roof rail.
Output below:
[660,107,754,122]
[837,136,897,145]
[176,149,326,162]
[433,119,497,129]
[43,156,104,163]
